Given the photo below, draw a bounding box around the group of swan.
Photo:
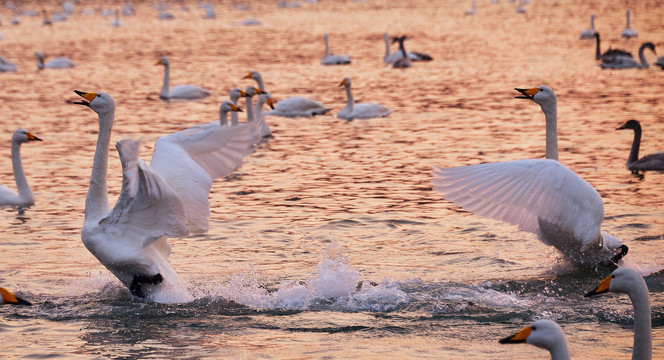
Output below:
[500,267,651,360]
[616,120,664,175]
[35,51,75,70]
[157,56,210,100]
[594,34,656,69]
[581,10,638,41]
[321,33,351,65]
[1,287,31,305]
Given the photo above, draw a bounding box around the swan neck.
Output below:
[543,103,558,161]
[344,83,354,110]
[11,140,33,202]
[626,11,631,28]
[638,45,649,67]
[324,35,330,56]
[629,283,652,360]
[399,38,407,58]
[86,111,113,221]
[254,98,264,121]
[160,63,170,99]
[384,34,390,58]
[246,96,254,122]
[254,74,265,92]
[590,15,595,29]
[231,110,239,125]
[219,108,229,126]
[627,126,641,166]
[595,34,601,60]
[549,342,571,360]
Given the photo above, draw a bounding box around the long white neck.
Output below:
[254,73,265,92]
[246,96,255,122]
[542,102,558,161]
[343,83,354,112]
[324,34,330,57]
[254,97,265,121]
[219,108,229,126]
[626,10,631,29]
[590,15,595,29]
[160,63,170,99]
[11,140,33,203]
[549,342,571,360]
[384,33,390,59]
[629,281,652,360]
[86,111,113,221]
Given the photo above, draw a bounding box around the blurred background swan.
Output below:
[0,56,17,72]
[600,42,655,69]
[383,33,432,64]
[337,77,392,121]
[35,51,75,69]
[579,14,596,39]
[157,56,210,100]
[321,33,351,65]
[616,120,664,175]
[0,129,42,209]
[620,9,638,39]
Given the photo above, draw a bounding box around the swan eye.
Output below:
[531,326,537,331]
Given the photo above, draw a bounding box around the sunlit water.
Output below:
[0,0,663,358]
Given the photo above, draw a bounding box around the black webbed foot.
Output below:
[130,273,163,298]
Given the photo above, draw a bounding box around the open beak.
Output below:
[499,325,531,344]
[155,59,163,65]
[514,87,540,99]
[73,90,97,106]
[585,274,612,297]
[26,132,42,141]
[230,104,243,112]
[243,72,253,79]
[339,79,347,87]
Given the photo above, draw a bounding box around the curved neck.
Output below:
[590,15,595,29]
[219,108,229,126]
[627,125,642,166]
[595,34,601,60]
[11,140,33,202]
[549,342,571,360]
[254,74,265,92]
[246,96,255,122]
[542,102,558,161]
[638,45,649,67]
[86,111,113,221]
[160,63,170,99]
[398,38,407,58]
[384,34,390,58]
[344,83,354,110]
[629,282,652,360]
[324,35,330,56]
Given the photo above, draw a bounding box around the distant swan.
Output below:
[73,90,260,301]
[620,9,638,39]
[391,36,411,68]
[337,77,392,121]
[35,51,75,69]
[616,120,664,175]
[586,267,652,360]
[579,14,596,39]
[157,56,210,100]
[600,42,655,69]
[432,86,627,267]
[0,129,42,209]
[1,287,31,305]
[594,33,632,61]
[383,33,432,64]
[464,0,476,15]
[321,33,351,65]
[499,319,570,360]
[0,56,17,72]
[656,56,664,70]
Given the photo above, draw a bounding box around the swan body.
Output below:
[35,51,75,70]
[0,129,42,208]
[391,36,411,68]
[579,14,596,39]
[499,319,570,360]
[338,77,392,121]
[620,9,638,39]
[321,33,351,65]
[74,90,259,301]
[432,86,625,267]
[1,287,31,305]
[586,267,652,360]
[656,56,664,70]
[383,33,432,63]
[0,56,17,72]
[616,120,664,174]
[594,33,632,61]
[600,42,655,69]
[111,10,122,27]
[157,57,210,100]
[254,93,274,138]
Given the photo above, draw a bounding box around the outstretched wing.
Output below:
[150,120,260,234]
[432,159,604,248]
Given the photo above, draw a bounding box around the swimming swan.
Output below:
[600,42,655,69]
[337,77,392,121]
[321,33,351,65]
[499,319,570,360]
[157,56,210,100]
[586,267,652,360]
[579,14,596,39]
[0,129,42,208]
[620,9,638,39]
[1,287,31,305]
[0,56,17,72]
[594,33,632,61]
[74,90,259,301]
[391,36,411,69]
[432,86,626,267]
[616,120,664,175]
[35,51,75,70]
[383,33,432,64]
[219,99,243,126]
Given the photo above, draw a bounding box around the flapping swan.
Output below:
[338,77,392,121]
[244,70,330,118]
[383,33,432,64]
[0,129,42,208]
[157,56,210,100]
[620,9,638,39]
[579,14,596,39]
[616,120,664,175]
[0,56,17,72]
[321,33,351,65]
[600,42,655,69]
[35,51,75,69]
[432,86,626,267]
[73,90,260,301]
[499,319,570,360]
[586,267,652,360]
[1,287,31,305]
[594,33,632,61]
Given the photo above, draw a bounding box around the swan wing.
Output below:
[630,153,664,171]
[321,54,351,65]
[432,159,604,248]
[408,51,433,61]
[600,56,639,69]
[271,96,331,117]
[352,103,392,119]
[168,84,210,99]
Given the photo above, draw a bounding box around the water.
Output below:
[1,0,663,358]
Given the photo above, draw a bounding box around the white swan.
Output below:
[157,56,210,100]
[383,33,432,64]
[219,99,242,126]
[600,42,655,69]
[432,86,626,267]
[464,0,476,15]
[337,77,392,121]
[0,129,42,208]
[499,319,570,360]
[0,56,17,72]
[1,287,31,305]
[579,14,596,39]
[321,33,351,65]
[73,90,260,301]
[586,267,652,360]
[229,88,246,125]
[111,10,122,27]
[244,70,330,118]
[620,9,638,39]
[255,93,274,138]
[35,51,75,70]
[616,120,664,175]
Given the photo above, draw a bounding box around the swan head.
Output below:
[641,42,656,54]
[220,100,242,114]
[73,91,116,116]
[244,71,260,81]
[229,88,246,103]
[12,129,42,144]
[243,86,262,97]
[616,119,641,131]
[499,319,567,352]
[156,56,169,66]
[339,77,351,87]
[256,93,274,109]
[1,287,31,305]
[514,86,556,108]
[585,267,646,297]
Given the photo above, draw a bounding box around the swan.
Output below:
[255,93,274,138]
[111,10,122,27]
[0,56,17,72]
[432,86,626,267]
[579,14,596,39]
[73,90,260,300]
[600,42,655,69]
[219,99,242,126]
[594,33,632,61]
[391,36,411,68]
[586,267,652,360]
[0,129,42,209]
[1,287,31,305]
[157,56,210,100]
[321,33,351,65]
[616,120,664,175]
[656,56,664,70]
[35,51,75,70]
[229,88,246,125]
[244,70,330,118]
[383,33,432,64]
[337,77,392,121]
[620,9,638,39]
[499,319,570,360]
[464,0,476,15]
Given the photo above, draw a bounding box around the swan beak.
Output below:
[268,97,274,109]
[339,79,347,87]
[499,326,531,344]
[73,90,98,106]
[155,59,163,65]
[243,72,253,79]
[616,123,628,130]
[230,104,243,112]
[239,90,247,97]
[1,287,32,306]
[585,274,612,297]
[514,87,540,99]
[26,132,42,141]
[254,87,264,94]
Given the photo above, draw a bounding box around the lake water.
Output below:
[0,0,662,358]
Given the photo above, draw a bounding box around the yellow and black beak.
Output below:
[73,90,97,106]
[514,87,540,100]
[230,104,243,112]
[243,72,253,79]
[26,132,42,141]
[1,287,32,306]
[499,325,531,344]
[585,274,613,297]
[267,97,274,109]
[254,87,264,94]
[156,59,164,66]
[339,79,347,87]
